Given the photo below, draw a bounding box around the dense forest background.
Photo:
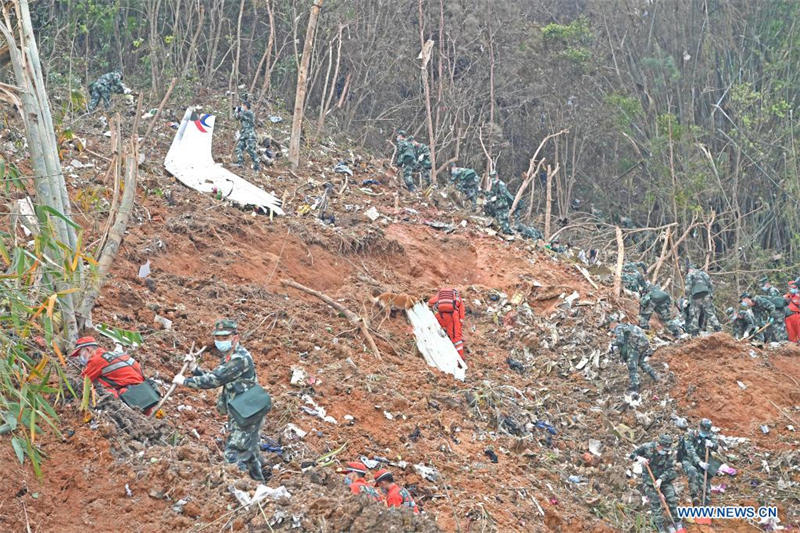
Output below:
[25,0,800,288]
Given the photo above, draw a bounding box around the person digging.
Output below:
[630,434,686,533]
[341,461,381,501]
[172,319,271,481]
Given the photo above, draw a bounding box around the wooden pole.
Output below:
[651,227,672,284]
[544,164,553,241]
[614,226,624,297]
[150,344,206,417]
[289,0,324,168]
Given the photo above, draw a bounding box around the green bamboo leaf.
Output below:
[10,436,25,464]
[33,205,80,230]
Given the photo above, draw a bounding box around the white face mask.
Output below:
[215,339,232,353]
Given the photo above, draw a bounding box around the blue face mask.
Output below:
[215,339,232,353]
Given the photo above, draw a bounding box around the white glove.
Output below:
[123,86,132,95]
[654,478,662,489]
[172,374,186,385]
[637,457,649,465]
[699,461,709,470]
[705,439,715,448]
[183,353,196,364]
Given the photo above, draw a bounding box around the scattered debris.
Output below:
[229,484,291,507]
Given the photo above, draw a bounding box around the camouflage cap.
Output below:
[407,135,414,141]
[758,275,769,284]
[213,319,238,336]
[658,434,673,447]
[396,129,407,136]
[699,418,712,436]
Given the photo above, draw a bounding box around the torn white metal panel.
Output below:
[406,302,467,381]
[164,107,284,215]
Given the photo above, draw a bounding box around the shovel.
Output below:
[645,462,686,533]
[742,321,771,341]
[149,343,206,417]
[695,447,713,525]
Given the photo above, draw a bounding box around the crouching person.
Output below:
[70,336,160,414]
[374,469,419,513]
[172,319,271,481]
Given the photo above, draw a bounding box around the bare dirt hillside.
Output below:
[1,101,798,532]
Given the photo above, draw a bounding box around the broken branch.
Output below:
[281,278,381,359]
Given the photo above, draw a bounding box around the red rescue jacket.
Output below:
[82,348,144,397]
[786,292,800,314]
[349,478,382,501]
[384,483,419,513]
[429,289,466,355]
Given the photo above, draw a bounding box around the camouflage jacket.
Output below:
[91,72,125,94]
[751,295,776,317]
[413,142,431,164]
[395,140,416,165]
[450,167,480,190]
[730,308,756,330]
[487,179,514,210]
[612,323,651,357]
[641,286,671,309]
[235,108,257,138]
[685,268,713,297]
[680,429,717,465]
[186,344,258,414]
[630,441,677,483]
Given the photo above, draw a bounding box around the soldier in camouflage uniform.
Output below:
[483,171,515,234]
[448,162,480,208]
[610,320,660,394]
[87,71,130,111]
[728,304,756,339]
[639,283,682,337]
[621,262,647,294]
[234,101,260,171]
[394,131,418,191]
[679,418,718,506]
[412,139,432,187]
[684,265,721,335]
[630,435,685,533]
[173,319,266,481]
[760,277,788,341]
[741,293,776,342]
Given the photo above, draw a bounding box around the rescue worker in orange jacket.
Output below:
[785,283,800,343]
[342,461,381,501]
[70,336,145,398]
[428,288,466,358]
[374,469,419,513]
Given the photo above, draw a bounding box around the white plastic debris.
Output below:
[383,411,393,420]
[588,439,603,457]
[290,367,307,387]
[365,206,380,222]
[414,463,439,481]
[284,423,307,439]
[138,260,151,278]
[736,380,747,390]
[229,484,291,507]
[154,314,172,330]
[125,484,133,497]
[301,395,337,424]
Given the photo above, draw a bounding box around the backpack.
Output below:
[434,289,460,314]
[651,289,669,305]
[770,295,787,309]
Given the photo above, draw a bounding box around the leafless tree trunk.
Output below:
[614,226,624,297]
[77,114,140,328]
[1,0,80,341]
[417,0,437,184]
[289,0,324,168]
[315,23,343,138]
